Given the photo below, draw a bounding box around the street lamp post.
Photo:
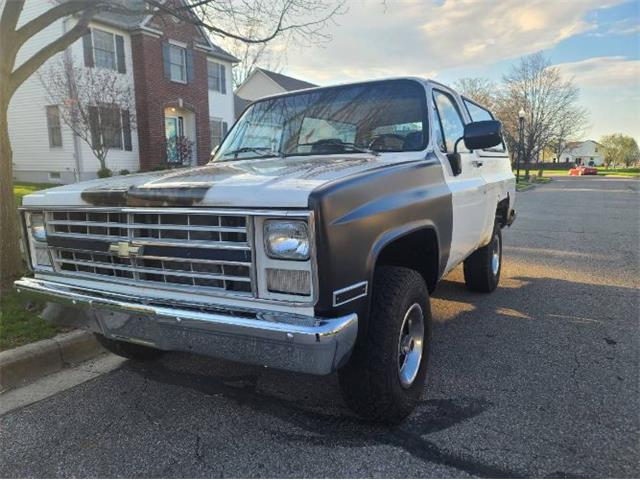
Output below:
[516,108,525,183]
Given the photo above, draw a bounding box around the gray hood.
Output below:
[22,155,396,208]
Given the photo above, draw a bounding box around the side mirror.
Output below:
[463,120,503,150]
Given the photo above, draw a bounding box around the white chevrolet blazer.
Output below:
[16,78,516,424]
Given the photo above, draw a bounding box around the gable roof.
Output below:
[88,0,237,62]
[257,68,317,91]
[565,140,604,150]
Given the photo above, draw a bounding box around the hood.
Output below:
[22,155,394,208]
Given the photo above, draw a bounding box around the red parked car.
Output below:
[569,165,598,176]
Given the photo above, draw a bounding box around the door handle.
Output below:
[472,160,484,168]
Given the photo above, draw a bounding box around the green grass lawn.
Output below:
[516,176,551,191]
[1,182,65,351]
[13,182,60,206]
[596,167,640,177]
[515,167,640,178]
[0,291,66,351]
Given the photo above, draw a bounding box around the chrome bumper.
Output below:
[14,277,358,375]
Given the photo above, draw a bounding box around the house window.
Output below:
[169,44,186,82]
[210,118,228,150]
[207,62,226,93]
[88,106,132,151]
[46,105,62,147]
[93,29,116,70]
[101,106,123,149]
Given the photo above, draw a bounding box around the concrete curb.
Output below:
[0,330,105,392]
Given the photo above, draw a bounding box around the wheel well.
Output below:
[496,197,510,228]
[376,228,439,293]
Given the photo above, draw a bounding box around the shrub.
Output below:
[97,167,113,178]
[119,169,130,176]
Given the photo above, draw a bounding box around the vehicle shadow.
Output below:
[116,271,637,478]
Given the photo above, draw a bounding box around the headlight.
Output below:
[29,212,47,242]
[24,211,52,270]
[263,220,310,260]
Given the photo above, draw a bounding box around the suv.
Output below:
[16,78,515,424]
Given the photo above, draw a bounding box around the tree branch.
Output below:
[146,0,342,44]
[14,0,96,48]
[0,0,24,34]
[9,7,96,97]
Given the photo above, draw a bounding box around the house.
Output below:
[558,140,605,166]
[234,68,317,117]
[8,0,238,184]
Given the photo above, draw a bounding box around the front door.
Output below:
[164,116,184,164]
[431,89,491,273]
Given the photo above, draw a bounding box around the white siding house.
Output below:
[560,140,605,166]
[234,68,317,118]
[207,57,235,150]
[8,0,236,184]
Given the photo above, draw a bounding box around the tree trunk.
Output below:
[0,99,24,291]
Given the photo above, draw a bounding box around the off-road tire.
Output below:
[338,266,431,425]
[463,223,502,293]
[95,334,164,361]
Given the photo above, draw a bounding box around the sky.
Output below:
[278,0,640,142]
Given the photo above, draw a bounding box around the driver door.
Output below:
[431,89,490,273]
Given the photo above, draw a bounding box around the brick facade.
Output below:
[131,16,211,170]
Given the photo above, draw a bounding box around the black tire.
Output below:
[463,223,502,293]
[338,266,431,425]
[95,334,164,361]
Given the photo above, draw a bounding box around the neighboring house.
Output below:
[8,0,237,184]
[234,68,317,117]
[557,140,605,166]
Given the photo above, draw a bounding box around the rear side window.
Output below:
[432,90,465,153]
[463,98,505,152]
[463,99,493,122]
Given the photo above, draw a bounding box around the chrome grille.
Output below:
[45,209,253,295]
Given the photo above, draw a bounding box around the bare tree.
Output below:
[41,54,136,176]
[227,37,285,88]
[546,105,589,163]
[496,53,588,178]
[190,0,345,88]
[454,77,497,112]
[0,0,343,290]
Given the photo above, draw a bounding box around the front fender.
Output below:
[309,155,452,324]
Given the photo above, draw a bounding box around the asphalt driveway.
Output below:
[1,176,638,478]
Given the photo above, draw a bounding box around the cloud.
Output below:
[284,0,623,84]
[554,57,640,141]
[555,56,640,88]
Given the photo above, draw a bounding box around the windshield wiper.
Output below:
[340,142,379,156]
[222,146,282,159]
[295,141,379,156]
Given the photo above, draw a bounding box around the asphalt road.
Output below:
[1,176,638,478]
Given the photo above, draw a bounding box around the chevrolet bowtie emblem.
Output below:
[109,241,142,258]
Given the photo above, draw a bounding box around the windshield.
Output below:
[213,79,428,161]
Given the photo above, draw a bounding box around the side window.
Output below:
[463,99,493,122]
[463,98,505,152]
[432,90,465,152]
[431,99,446,152]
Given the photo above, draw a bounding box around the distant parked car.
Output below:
[569,165,598,176]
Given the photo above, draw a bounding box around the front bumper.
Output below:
[14,277,358,375]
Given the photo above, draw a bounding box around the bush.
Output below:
[119,169,130,176]
[97,167,113,178]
